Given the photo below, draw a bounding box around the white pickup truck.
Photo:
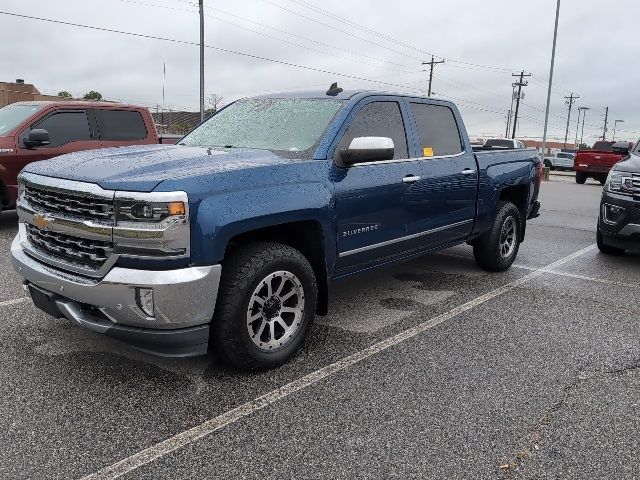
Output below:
[543,152,575,171]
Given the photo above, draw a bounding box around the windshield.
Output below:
[180,98,345,156]
[484,139,513,148]
[0,104,43,136]
[592,141,613,152]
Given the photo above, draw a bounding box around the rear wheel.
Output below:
[473,201,522,272]
[597,230,625,255]
[212,241,317,370]
[575,172,587,184]
[598,175,607,185]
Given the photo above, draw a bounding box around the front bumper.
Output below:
[598,191,640,250]
[11,234,222,356]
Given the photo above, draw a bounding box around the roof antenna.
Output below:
[326,82,343,96]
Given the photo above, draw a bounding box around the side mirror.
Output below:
[340,137,394,165]
[24,129,50,149]
[611,141,630,154]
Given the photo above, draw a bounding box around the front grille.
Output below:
[24,185,114,221]
[26,224,114,270]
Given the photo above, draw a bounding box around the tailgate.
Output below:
[575,152,620,172]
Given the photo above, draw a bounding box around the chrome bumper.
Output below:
[12,233,221,341]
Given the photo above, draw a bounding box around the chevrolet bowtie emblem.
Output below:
[33,213,54,230]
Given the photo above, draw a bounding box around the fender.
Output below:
[192,181,336,270]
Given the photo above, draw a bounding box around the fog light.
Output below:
[136,288,155,317]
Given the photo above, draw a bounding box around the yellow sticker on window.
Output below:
[423,147,434,157]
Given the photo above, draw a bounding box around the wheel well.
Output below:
[499,185,528,241]
[225,221,329,316]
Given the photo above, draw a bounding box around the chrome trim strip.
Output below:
[338,219,473,257]
[350,151,466,167]
[19,172,114,199]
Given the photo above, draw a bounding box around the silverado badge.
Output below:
[33,213,54,230]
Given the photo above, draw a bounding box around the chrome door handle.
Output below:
[461,168,476,175]
[402,175,421,183]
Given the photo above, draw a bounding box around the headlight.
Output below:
[114,191,190,258]
[604,172,635,195]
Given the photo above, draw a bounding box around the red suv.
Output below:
[0,101,170,213]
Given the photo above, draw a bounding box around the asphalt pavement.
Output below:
[0,175,638,479]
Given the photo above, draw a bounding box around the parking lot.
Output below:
[0,174,638,479]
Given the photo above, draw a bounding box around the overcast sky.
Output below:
[1,0,638,143]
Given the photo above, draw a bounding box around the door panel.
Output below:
[405,102,477,248]
[333,99,415,274]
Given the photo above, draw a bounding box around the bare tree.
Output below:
[205,93,223,116]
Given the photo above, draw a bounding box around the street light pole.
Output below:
[199,0,205,122]
[613,119,624,141]
[541,0,561,159]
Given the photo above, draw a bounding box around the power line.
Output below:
[280,0,516,73]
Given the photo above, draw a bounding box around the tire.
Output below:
[598,175,607,186]
[473,201,522,272]
[575,172,587,184]
[212,241,318,370]
[597,230,625,255]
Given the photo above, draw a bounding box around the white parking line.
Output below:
[0,297,28,307]
[81,244,596,480]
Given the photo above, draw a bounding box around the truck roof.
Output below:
[253,89,456,105]
[9,100,147,110]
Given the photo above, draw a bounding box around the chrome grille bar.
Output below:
[24,185,114,220]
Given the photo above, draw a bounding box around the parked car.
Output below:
[482,138,527,149]
[574,140,634,184]
[11,88,542,369]
[543,151,575,170]
[597,141,640,254]
[0,101,178,214]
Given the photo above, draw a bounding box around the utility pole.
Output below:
[573,107,582,148]
[602,107,609,140]
[542,0,561,160]
[422,56,445,97]
[578,106,590,148]
[563,92,579,149]
[199,0,205,122]
[612,119,624,141]
[505,109,512,138]
[511,70,531,139]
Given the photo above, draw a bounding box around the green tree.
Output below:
[578,143,590,150]
[83,91,103,101]
[57,91,72,98]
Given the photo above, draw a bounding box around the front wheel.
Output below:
[212,242,318,370]
[575,172,587,184]
[473,201,522,272]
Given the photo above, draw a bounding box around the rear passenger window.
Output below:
[337,101,408,160]
[410,103,463,157]
[33,111,91,148]
[95,109,147,141]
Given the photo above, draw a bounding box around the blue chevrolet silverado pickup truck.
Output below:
[11,87,542,369]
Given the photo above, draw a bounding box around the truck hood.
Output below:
[21,144,292,191]
[612,151,640,174]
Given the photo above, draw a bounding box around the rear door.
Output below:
[404,101,477,247]
[17,108,100,165]
[332,98,417,275]
[94,109,151,147]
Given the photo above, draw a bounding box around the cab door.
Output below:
[332,98,418,275]
[17,108,101,165]
[402,101,478,248]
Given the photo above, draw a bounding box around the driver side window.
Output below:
[31,110,91,148]
[337,101,408,160]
